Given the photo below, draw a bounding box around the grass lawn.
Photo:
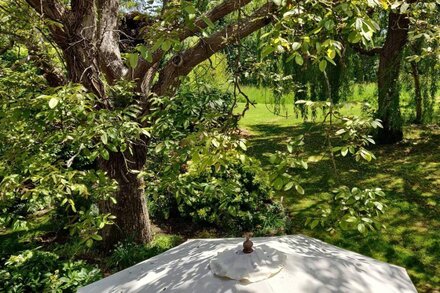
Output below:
[238,102,440,292]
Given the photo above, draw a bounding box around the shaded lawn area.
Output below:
[239,103,440,292]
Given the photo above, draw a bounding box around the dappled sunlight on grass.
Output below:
[238,103,440,291]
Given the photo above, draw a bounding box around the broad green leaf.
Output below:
[319,59,327,72]
[49,98,59,109]
[239,140,247,151]
[101,132,108,145]
[101,149,110,160]
[295,54,304,66]
[357,223,366,234]
[128,53,139,69]
[295,184,305,195]
[291,42,301,51]
[284,181,294,191]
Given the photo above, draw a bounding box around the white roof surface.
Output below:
[78,235,417,293]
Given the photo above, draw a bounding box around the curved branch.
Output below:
[25,0,65,22]
[152,2,277,96]
[178,0,253,41]
[133,0,253,84]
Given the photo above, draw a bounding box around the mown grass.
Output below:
[237,101,440,292]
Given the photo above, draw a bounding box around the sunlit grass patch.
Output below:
[237,99,440,291]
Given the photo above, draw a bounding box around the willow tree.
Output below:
[353,1,439,144]
[1,0,387,247]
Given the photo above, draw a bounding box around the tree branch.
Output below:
[350,43,382,56]
[152,2,277,96]
[25,0,65,22]
[133,0,253,85]
[178,0,253,41]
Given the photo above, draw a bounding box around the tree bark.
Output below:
[376,12,409,144]
[410,61,422,124]
[98,144,152,248]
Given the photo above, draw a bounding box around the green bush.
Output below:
[107,235,183,271]
[0,249,101,292]
[150,154,287,235]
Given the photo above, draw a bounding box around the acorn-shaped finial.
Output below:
[243,232,254,254]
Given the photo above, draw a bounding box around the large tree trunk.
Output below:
[410,61,422,124]
[376,12,409,144]
[98,145,152,248]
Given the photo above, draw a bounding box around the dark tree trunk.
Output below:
[376,12,409,144]
[98,144,152,248]
[410,61,422,124]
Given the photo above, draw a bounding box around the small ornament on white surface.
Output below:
[209,233,286,283]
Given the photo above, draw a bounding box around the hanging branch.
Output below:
[322,70,339,179]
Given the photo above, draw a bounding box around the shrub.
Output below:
[146,79,286,235]
[107,235,183,271]
[0,249,101,292]
[149,154,287,235]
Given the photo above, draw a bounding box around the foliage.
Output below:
[188,53,231,88]
[139,79,286,234]
[107,235,183,271]
[0,81,156,246]
[175,154,286,234]
[332,114,382,162]
[0,249,101,292]
[148,130,287,234]
[265,135,308,194]
[263,97,387,235]
[306,186,386,234]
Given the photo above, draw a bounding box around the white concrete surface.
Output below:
[78,235,417,293]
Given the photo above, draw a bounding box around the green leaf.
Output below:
[128,53,139,69]
[101,132,108,145]
[348,31,361,43]
[90,234,102,241]
[49,97,59,109]
[86,239,93,248]
[273,178,284,191]
[261,46,275,58]
[310,219,319,229]
[239,140,247,151]
[284,181,294,191]
[295,54,304,66]
[327,48,336,59]
[138,45,148,59]
[400,2,410,13]
[212,138,219,148]
[202,16,215,28]
[319,59,327,72]
[162,40,172,51]
[291,42,301,51]
[341,147,349,157]
[357,223,366,234]
[101,149,109,160]
[295,184,305,195]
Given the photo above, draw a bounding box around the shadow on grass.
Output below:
[245,122,440,292]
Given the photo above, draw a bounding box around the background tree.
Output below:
[352,1,439,143]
